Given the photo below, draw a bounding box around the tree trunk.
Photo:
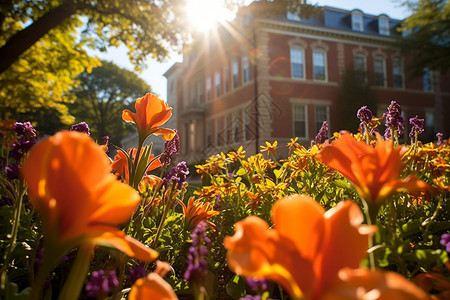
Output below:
[0,1,76,74]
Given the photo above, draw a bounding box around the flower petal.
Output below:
[271,194,325,261]
[315,201,371,296]
[224,216,315,299]
[154,128,176,141]
[92,227,159,262]
[128,273,178,300]
[321,268,429,300]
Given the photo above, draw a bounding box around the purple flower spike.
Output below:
[440,233,450,253]
[5,162,21,180]
[86,270,119,298]
[357,106,373,123]
[14,122,36,140]
[129,264,147,283]
[184,221,210,285]
[70,122,90,135]
[409,115,425,138]
[384,101,404,139]
[314,121,329,144]
[163,161,189,189]
[437,132,444,146]
[160,129,180,165]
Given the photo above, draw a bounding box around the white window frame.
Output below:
[197,78,204,103]
[373,55,386,87]
[392,56,404,88]
[315,105,330,134]
[378,15,390,35]
[215,70,221,97]
[232,59,239,88]
[313,48,327,81]
[423,67,433,92]
[293,104,308,139]
[290,46,305,79]
[352,10,364,32]
[242,54,250,84]
[287,7,301,21]
[206,76,212,102]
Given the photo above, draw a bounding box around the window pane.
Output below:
[243,55,249,83]
[294,105,306,138]
[313,51,326,80]
[374,55,385,86]
[423,67,432,91]
[215,71,221,97]
[232,60,239,88]
[392,57,403,88]
[291,48,304,79]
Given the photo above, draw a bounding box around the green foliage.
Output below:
[70,60,150,145]
[0,15,100,127]
[398,0,450,74]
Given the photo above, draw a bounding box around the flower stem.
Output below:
[58,244,94,300]
[0,180,26,289]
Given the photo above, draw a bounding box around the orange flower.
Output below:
[224,194,375,299]
[224,194,426,300]
[178,197,220,231]
[321,268,429,300]
[128,261,178,300]
[22,131,158,261]
[260,141,278,156]
[316,133,429,204]
[122,93,175,142]
[111,148,162,184]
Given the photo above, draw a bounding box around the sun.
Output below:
[185,0,236,32]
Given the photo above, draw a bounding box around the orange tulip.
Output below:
[224,194,427,300]
[111,147,162,184]
[178,197,220,231]
[224,194,375,300]
[316,133,429,204]
[128,261,178,300]
[321,268,429,300]
[22,131,158,261]
[122,93,175,143]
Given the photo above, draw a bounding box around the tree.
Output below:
[0,14,99,125]
[397,0,450,74]
[335,69,377,133]
[0,0,189,74]
[70,61,151,146]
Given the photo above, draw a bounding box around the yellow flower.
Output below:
[22,131,158,261]
[260,141,278,156]
[122,93,175,143]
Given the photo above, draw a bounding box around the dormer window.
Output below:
[378,15,390,35]
[287,6,301,21]
[351,10,363,32]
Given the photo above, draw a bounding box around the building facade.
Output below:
[164,3,450,164]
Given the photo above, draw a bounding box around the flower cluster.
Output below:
[5,121,37,179]
[70,121,91,135]
[85,270,119,298]
[409,115,425,138]
[184,221,210,286]
[160,129,180,165]
[384,100,404,139]
[314,121,329,144]
[163,161,189,189]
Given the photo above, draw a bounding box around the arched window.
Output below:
[313,48,327,81]
[378,15,390,35]
[351,10,363,31]
[290,46,305,79]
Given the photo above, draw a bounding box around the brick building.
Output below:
[164,2,450,164]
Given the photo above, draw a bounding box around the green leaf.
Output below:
[226,275,246,299]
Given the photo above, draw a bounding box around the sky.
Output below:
[95,0,411,101]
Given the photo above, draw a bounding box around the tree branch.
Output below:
[0,0,76,74]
